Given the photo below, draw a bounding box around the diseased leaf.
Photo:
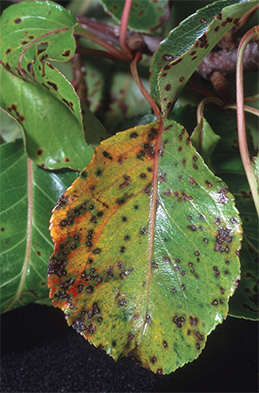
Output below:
[208,107,258,320]
[48,120,242,374]
[191,115,221,167]
[0,65,95,170]
[0,1,108,169]
[100,0,170,33]
[149,0,257,117]
[0,139,79,313]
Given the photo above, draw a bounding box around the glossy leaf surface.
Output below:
[191,115,221,167]
[49,120,242,374]
[0,140,79,313]
[0,65,95,170]
[209,108,259,320]
[150,0,257,117]
[100,0,170,33]
[0,1,107,169]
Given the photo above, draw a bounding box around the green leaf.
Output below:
[150,0,257,117]
[208,107,258,320]
[0,64,95,170]
[0,1,108,169]
[100,0,170,33]
[0,109,22,143]
[0,139,79,313]
[191,115,221,167]
[48,119,241,374]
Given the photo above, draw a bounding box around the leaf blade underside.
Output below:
[48,120,242,374]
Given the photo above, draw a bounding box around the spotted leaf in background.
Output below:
[208,108,259,320]
[150,0,257,117]
[48,119,242,374]
[100,0,170,33]
[0,1,108,170]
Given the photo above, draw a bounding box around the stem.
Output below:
[196,97,223,124]
[186,82,216,98]
[236,26,259,218]
[244,94,259,104]
[130,52,162,121]
[75,25,132,63]
[225,104,259,117]
[76,47,120,62]
[196,97,223,153]
[119,0,133,56]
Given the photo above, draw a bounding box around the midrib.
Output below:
[6,158,33,311]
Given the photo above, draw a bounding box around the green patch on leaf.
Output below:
[100,0,170,33]
[150,0,257,117]
[48,120,241,373]
[0,139,79,313]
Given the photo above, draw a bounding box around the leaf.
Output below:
[48,119,242,374]
[0,1,108,169]
[82,55,152,134]
[251,155,259,193]
[100,0,170,33]
[207,107,258,320]
[149,0,257,117]
[0,64,96,170]
[0,139,79,313]
[191,115,221,167]
[0,109,22,143]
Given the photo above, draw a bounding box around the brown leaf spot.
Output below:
[62,50,70,57]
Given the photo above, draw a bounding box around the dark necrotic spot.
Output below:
[14,18,22,24]
[62,50,70,57]
[37,149,43,156]
[47,81,58,91]
[163,340,168,348]
[93,248,101,254]
[86,285,94,293]
[130,132,138,138]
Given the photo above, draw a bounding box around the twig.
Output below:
[71,38,89,107]
[76,16,259,77]
[130,52,161,121]
[119,0,133,55]
[236,26,259,218]
[196,41,259,80]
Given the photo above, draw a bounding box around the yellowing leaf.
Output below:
[48,120,242,374]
